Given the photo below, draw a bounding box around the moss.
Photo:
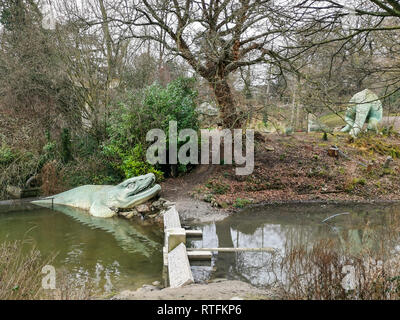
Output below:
[353,177,366,185]
[344,177,366,192]
[351,134,400,158]
[233,198,253,208]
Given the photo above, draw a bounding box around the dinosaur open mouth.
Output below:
[127,182,156,197]
[126,175,156,197]
[120,183,161,210]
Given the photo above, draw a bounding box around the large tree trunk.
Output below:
[212,78,242,129]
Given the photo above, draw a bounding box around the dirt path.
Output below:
[113,280,273,300]
[160,164,229,223]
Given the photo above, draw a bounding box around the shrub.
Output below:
[0,240,53,300]
[61,128,73,164]
[0,145,15,165]
[0,240,96,300]
[40,160,66,196]
[103,77,199,179]
[119,145,163,181]
[233,198,253,208]
[277,239,400,300]
[0,148,40,199]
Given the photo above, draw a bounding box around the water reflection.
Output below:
[189,203,400,287]
[50,204,162,257]
[0,205,164,293]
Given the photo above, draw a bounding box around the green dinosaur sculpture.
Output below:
[32,173,161,218]
[341,89,383,137]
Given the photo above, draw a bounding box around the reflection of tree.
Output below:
[234,227,278,287]
[208,204,400,287]
[213,222,236,279]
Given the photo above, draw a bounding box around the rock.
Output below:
[6,186,22,199]
[141,284,160,291]
[119,209,139,219]
[152,281,161,287]
[126,212,134,219]
[119,211,128,217]
[151,199,165,210]
[6,185,40,199]
[384,156,393,168]
[112,290,135,300]
[164,200,176,207]
[136,204,150,213]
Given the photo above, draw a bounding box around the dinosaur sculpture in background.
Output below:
[341,89,383,137]
[32,173,161,218]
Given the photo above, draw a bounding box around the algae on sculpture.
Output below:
[32,173,161,218]
[341,89,383,137]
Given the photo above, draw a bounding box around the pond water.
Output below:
[2,202,400,293]
[0,203,163,294]
[188,203,400,287]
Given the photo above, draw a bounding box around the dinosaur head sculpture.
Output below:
[106,173,161,209]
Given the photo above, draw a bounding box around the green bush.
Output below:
[61,128,73,164]
[0,145,15,165]
[233,198,253,208]
[0,148,40,198]
[103,77,199,180]
[119,145,163,181]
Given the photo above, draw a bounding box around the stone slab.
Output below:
[168,243,194,288]
[163,246,168,266]
[166,228,186,252]
[163,206,181,230]
[187,250,212,261]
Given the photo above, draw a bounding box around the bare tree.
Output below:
[54,0,130,140]
[293,0,400,100]
[111,0,297,128]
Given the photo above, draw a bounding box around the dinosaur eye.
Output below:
[126,182,136,189]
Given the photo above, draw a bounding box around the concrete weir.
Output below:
[163,206,211,288]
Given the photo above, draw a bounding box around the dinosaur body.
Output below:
[341,89,383,137]
[32,173,161,218]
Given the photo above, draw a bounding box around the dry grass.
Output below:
[0,240,52,300]
[40,160,66,196]
[276,239,400,300]
[42,268,96,300]
[0,240,96,300]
